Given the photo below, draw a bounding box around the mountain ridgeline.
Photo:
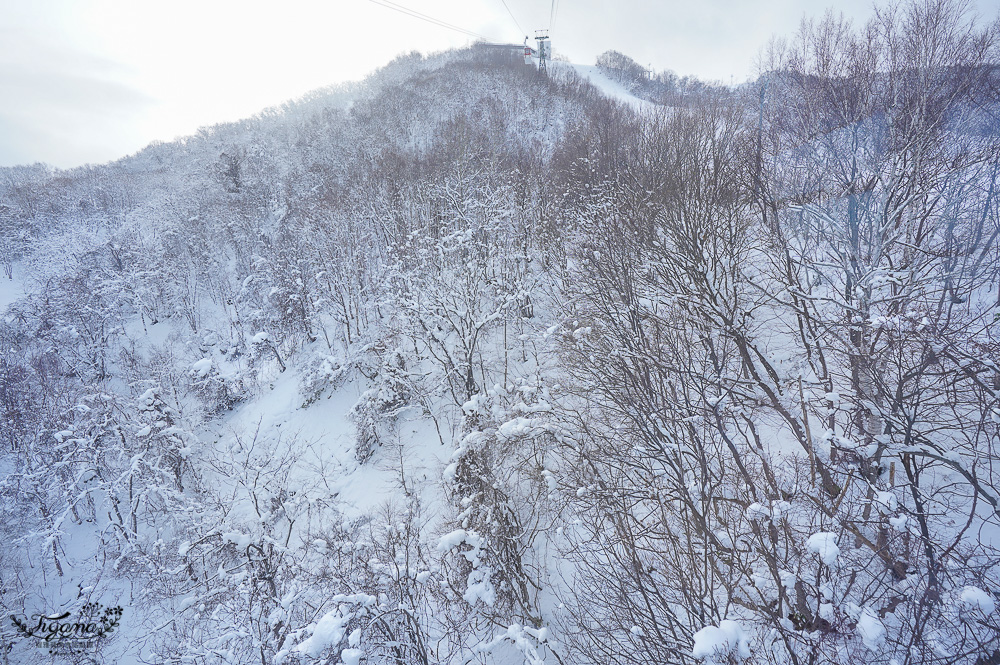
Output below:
[1,2,1000,663]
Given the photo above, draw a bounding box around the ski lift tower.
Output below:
[535,30,550,74]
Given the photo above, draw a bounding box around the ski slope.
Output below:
[562,62,659,111]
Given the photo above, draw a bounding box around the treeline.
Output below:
[596,49,727,102]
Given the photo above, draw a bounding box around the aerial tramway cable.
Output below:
[367,0,490,41]
[498,0,526,38]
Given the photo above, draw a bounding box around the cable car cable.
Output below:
[369,0,486,39]
[498,0,525,38]
[367,0,490,41]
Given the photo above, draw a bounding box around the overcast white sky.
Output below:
[1,0,997,169]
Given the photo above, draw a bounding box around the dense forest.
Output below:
[1,1,999,663]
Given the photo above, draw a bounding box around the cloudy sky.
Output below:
[1,0,997,169]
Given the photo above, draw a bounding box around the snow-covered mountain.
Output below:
[2,5,1000,663]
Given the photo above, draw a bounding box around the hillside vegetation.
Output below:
[1,2,1000,663]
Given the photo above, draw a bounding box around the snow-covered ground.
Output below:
[206,357,452,523]
[0,265,24,313]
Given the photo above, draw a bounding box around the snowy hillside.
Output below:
[2,5,1000,664]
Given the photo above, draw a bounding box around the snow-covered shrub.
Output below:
[187,355,248,414]
[350,346,412,462]
[275,502,444,665]
[441,383,562,633]
[691,620,751,663]
[298,352,349,407]
[135,386,193,491]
